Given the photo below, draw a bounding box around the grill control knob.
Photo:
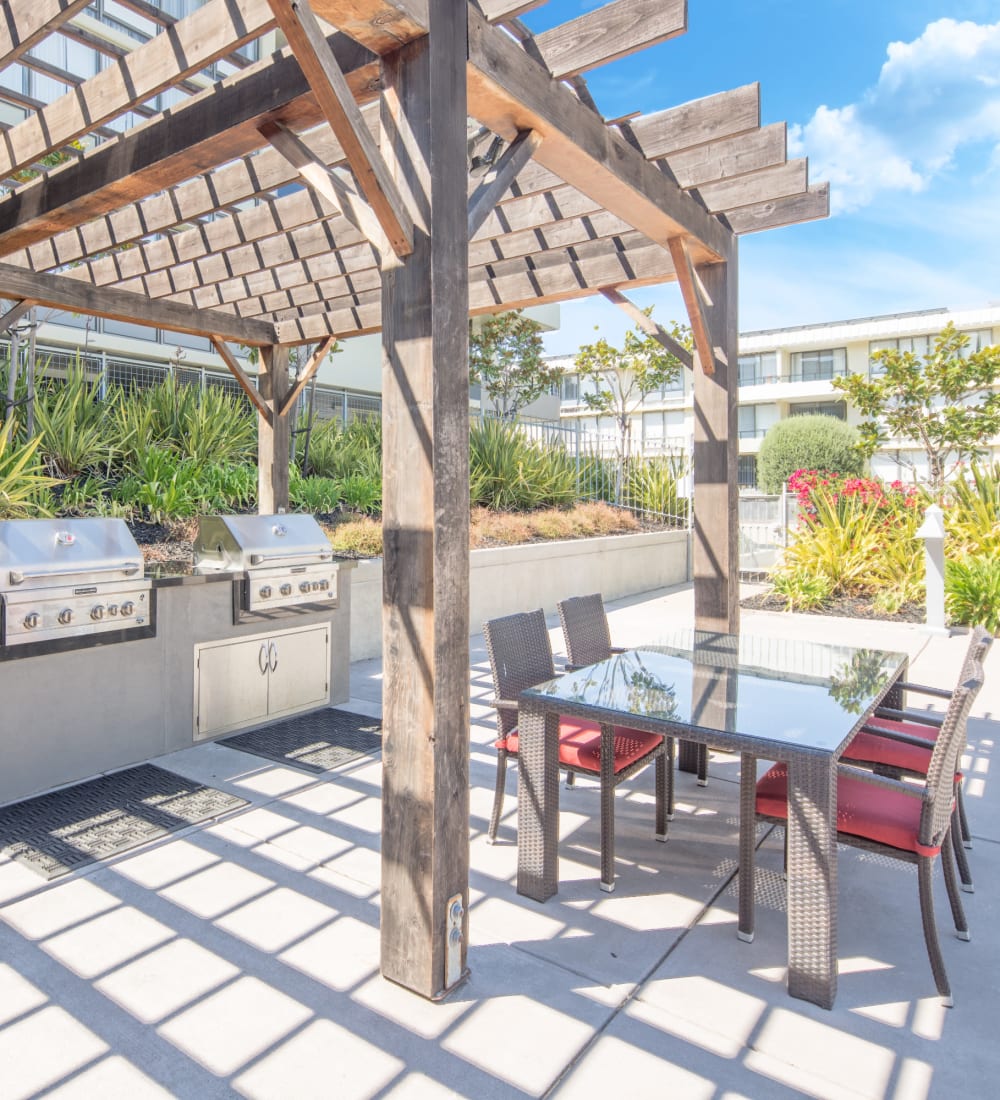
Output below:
[319,579,329,591]
[299,581,311,594]
[107,604,119,617]
[58,608,73,625]
[120,601,135,618]
[23,612,41,629]
[280,583,293,596]
[91,605,105,622]
[259,585,272,599]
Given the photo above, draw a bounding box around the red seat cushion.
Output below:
[843,729,933,775]
[497,717,662,774]
[756,763,941,856]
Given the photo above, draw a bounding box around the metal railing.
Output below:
[738,491,799,575]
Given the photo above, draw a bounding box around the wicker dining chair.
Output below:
[755,661,984,1006]
[557,593,710,786]
[483,608,671,892]
[844,627,992,892]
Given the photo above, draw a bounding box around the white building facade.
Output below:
[555,305,1000,489]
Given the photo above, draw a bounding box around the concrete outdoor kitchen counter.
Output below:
[0,561,354,807]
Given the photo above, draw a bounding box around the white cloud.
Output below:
[791,18,1000,213]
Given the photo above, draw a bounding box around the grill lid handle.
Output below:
[8,563,141,586]
[248,550,332,565]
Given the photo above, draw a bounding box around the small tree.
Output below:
[469,310,559,420]
[757,415,864,494]
[573,316,687,495]
[833,323,1000,494]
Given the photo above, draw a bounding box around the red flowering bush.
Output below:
[787,469,919,524]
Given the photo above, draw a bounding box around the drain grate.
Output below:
[0,764,248,880]
[222,709,382,774]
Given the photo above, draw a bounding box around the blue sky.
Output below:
[523,1,1000,354]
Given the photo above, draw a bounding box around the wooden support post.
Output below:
[257,345,291,513]
[691,254,739,634]
[379,0,471,1000]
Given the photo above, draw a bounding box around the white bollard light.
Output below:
[916,503,949,635]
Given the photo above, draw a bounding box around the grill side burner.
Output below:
[193,514,340,624]
[0,518,153,652]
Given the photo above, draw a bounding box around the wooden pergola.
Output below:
[0,0,827,999]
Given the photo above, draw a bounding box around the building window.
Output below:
[738,455,757,489]
[738,352,777,386]
[869,328,995,376]
[789,401,847,420]
[560,374,579,403]
[789,348,846,382]
[738,405,758,438]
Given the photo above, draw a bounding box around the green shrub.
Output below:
[946,462,1000,558]
[112,448,200,523]
[329,517,383,557]
[469,419,576,510]
[300,415,381,481]
[771,567,833,611]
[0,425,61,518]
[946,556,1000,632]
[625,456,688,523]
[59,474,111,515]
[290,475,341,514]
[757,415,864,494]
[337,473,381,515]
[33,365,115,478]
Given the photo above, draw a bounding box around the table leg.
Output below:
[738,752,757,942]
[786,755,838,1008]
[517,706,561,902]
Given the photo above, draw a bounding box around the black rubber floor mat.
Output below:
[222,709,383,774]
[0,764,248,880]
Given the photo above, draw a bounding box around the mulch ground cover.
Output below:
[741,590,927,623]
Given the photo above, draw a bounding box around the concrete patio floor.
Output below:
[1,583,997,1099]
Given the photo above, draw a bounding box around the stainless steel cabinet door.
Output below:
[266,624,330,718]
[196,636,270,738]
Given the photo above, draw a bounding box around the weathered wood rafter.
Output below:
[468,129,541,238]
[277,335,336,415]
[211,337,273,420]
[267,0,413,256]
[599,287,694,368]
[0,0,92,68]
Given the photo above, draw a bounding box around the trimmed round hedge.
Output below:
[757,414,864,493]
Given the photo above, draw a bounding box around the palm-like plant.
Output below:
[0,423,62,518]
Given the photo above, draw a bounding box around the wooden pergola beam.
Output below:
[725,182,830,235]
[465,5,733,265]
[267,0,413,256]
[0,299,38,333]
[668,235,717,376]
[599,288,694,368]
[533,0,687,79]
[0,30,377,258]
[277,336,336,416]
[0,261,276,345]
[259,120,393,257]
[0,0,91,68]
[0,0,277,183]
[211,337,273,422]
[467,129,541,238]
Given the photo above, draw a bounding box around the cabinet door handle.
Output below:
[258,642,268,675]
[269,641,278,673]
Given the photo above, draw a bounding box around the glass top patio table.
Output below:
[515,630,908,1009]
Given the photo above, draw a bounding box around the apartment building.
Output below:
[555,305,1000,489]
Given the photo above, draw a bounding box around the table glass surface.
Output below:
[521,631,908,755]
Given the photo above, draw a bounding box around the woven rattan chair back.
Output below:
[962,626,992,675]
[483,610,555,742]
[557,593,613,669]
[920,661,984,849]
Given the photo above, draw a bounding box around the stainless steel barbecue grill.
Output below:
[193,514,339,622]
[0,517,152,650]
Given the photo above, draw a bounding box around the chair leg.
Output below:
[487,751,508,844]
[600,727,616,892]
[941,831,971,941]
[697,742,709,787]
[654,752,668,841]
[957,783,972,849]
[918,856,953,1006]
[666,737,675,821]
[566,771,576,788]
[951,807,974,893]
[737,752,756,943]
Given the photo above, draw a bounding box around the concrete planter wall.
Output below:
[350,529,690,661]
